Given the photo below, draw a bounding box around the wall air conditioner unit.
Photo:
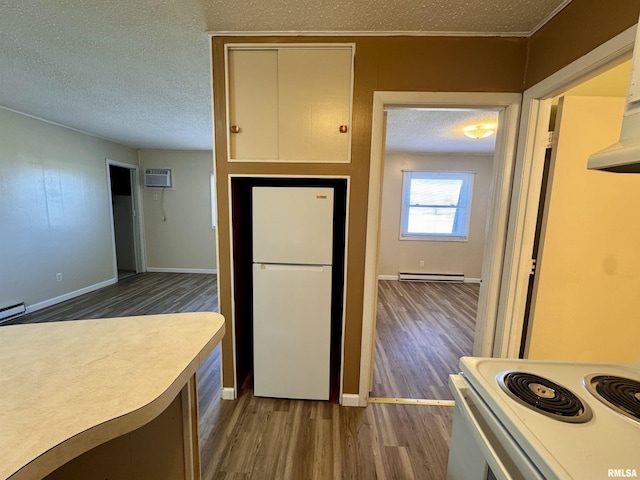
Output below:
[144,168,173,188]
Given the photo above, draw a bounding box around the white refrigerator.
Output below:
[252,186,334,400]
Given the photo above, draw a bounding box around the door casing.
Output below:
[360,91,522,406]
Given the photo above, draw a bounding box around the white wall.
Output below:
[138,150,217,272]
[378,152,493,279]
[0,108,138,309]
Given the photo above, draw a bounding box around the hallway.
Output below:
[372,280,478,400]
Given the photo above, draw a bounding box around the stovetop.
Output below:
[584,374,640,423]
[496,370,593,423]
[459,357,640,480]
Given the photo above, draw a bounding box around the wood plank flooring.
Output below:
[197,382,453,480]
[372,280,478,400]
[3,272,218,324]
[5,273,455,479]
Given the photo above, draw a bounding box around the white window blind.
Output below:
[400,171,474,241]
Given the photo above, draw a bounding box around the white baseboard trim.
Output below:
[26,278,117,314]
[341,393,365,407]
[146,267,218,274]
[221,387,236,400]
[464,278,482,284]
[378,275,399,281]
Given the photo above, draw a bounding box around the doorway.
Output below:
[228,176,348,401]
[518,60,635,361]
[496,26,636,359]
[107,160,144,280]
[371,106,498,400]
[359,92,522,405]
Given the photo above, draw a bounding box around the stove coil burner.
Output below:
[584,375,640,424]
[497,371,592,423]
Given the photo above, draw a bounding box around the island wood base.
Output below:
[44,377,200,480]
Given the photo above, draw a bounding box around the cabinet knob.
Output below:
[230,125,240,134]
[339,125,348,133]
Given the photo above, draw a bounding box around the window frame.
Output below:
[399,170,474,242]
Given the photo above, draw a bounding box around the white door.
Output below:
[526,96,640,363]
[253,263,332,400]
[252,186,334,265]
[227,49,279,160]
[278,48,352,162]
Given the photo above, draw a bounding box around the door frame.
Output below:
[106,159,146,280]
[359,92,522,406]
[493,25,636,358]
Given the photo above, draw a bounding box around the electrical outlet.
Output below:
[56,273,63,282]
[153,193,158,201]
[419,260,425,268]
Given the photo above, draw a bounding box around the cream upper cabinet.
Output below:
[226,46,354,162]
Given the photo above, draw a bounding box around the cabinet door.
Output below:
[227,49,279,160]
[278,48,352,162]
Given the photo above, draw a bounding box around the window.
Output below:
[400,171,474,241]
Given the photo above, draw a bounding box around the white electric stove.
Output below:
[447,357,640,480]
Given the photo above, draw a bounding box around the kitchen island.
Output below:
[0,312,225,480]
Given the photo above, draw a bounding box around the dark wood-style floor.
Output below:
[372,280,479,400]
[4,272,217,324]
[6,273,455,479]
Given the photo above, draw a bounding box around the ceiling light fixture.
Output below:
[463,124,497,139]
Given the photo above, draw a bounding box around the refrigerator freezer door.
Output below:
[253,263,332,400]
[252,186,334,265]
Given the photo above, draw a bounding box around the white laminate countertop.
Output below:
[0,312,225,480]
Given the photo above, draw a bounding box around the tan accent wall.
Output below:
[139,150,217,271]
[212,36,527,393]
[525,0,640,89]
[527,96,640,363]
[379,153,493,279]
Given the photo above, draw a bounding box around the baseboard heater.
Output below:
[398,272,465,283]
[0,302,26,324]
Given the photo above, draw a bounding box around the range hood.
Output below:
[588,22,640,173]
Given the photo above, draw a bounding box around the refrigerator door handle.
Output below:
[257,263,328,272]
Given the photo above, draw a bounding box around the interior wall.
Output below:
[213,1,639,394]
[0,108,137,309]
[527,96,640,363]
[212,35,528,393]
[138,150,217,272]
[525,0,640,89]
[378,152,493,279]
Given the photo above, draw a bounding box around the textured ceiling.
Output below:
[201,0,570,34]
[0,0,572,151]
[385,108,500,154]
